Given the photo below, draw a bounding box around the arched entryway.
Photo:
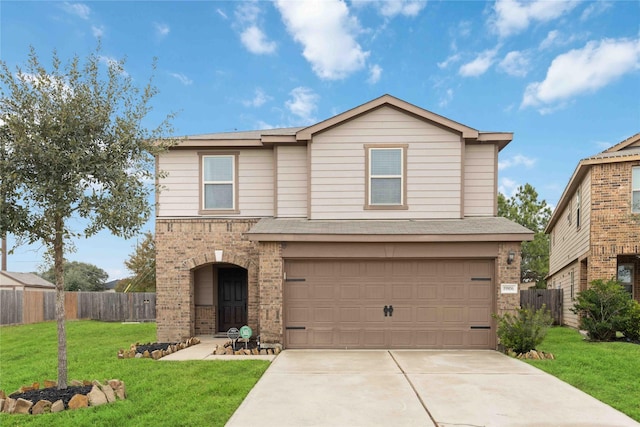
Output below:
[193,263,248,335]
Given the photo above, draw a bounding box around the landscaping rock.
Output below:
[70,380,84,387]
[44,380,57,388]
[151,349,162,360]
[0,390,6,399]
[31,400,52,415]
[0,398,4,412]
[68,394,89,410]
[14,398,33,414]
[97,382,116,403]
[108,380,126,400]
[87,385,108,406]
[51,400,65,413]
[3,398,16,413]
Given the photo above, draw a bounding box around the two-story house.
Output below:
[155,94,532,349]
[546,133,640,328]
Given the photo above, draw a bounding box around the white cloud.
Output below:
[275,0,369,80]
[154,22,170,38]
[498,154,536,171]
[367,64,382,84]
[243,88,271,107]
[439,88,454,108]
[240,26,277,54]
[91,25,105,38]
[539,30,559,50]
[169,72,193,86]
[490,0,579,38]
[437,53,461,69]
[498,177,518,197]
[378,0,426,17]
[498,50,530,77]
[235,2,277,55]
[459,47,499,77]
[522,37,640,110]
[217,9,228,20]
[581,1,612,21]
[286,87,319,124]
[61,2,91,20]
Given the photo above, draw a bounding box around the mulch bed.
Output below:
[9,385,92,408]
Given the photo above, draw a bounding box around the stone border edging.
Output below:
[117,337,201,360]
[0,379,126,415]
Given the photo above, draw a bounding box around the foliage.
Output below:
[524,327,640,422]
[619,299,640,342]
[39,260,108,291]
[0,44,174,388]
[571,278,634,341]
[117,231,155,292]
[498,184,552,288]
[494,305,553,353]
[0,321,269,426]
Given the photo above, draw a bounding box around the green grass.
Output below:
[0,320,269,426]
[523,326,640,422]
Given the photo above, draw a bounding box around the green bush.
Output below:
[571,278,633,341]
[620,299,640,342]
[494,305,553,353]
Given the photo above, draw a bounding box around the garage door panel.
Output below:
[284,259,494,349]
[391,284,413,299]
[417,285,438,299]
[415,307,439,323]
[468,307,491,323]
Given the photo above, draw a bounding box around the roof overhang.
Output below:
[247,218,534,243]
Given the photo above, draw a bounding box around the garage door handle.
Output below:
[388,305,393,317]
[383,305,394,317]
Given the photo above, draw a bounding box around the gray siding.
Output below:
[464,144,495,216]
[157,149,274,217]
[276,146,307,217]
[310,106,463,220]
[549,171,591,275]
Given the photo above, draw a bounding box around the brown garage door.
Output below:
[284,259,495,349]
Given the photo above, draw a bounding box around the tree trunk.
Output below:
[54,215,67,390]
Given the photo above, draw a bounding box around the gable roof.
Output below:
[0,271,55,289]
[172,94,513,150]
[545,132,640,233]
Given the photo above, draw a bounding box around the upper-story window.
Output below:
[632,166,640,214]
[200,153,238,213]
[365,145,408,209]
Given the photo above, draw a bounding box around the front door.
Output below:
[218,268,248,331]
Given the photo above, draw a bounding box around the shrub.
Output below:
[571,278,633,341]
[494,305,553,353]
[620,300,640,342]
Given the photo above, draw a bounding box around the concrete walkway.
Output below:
[159,337,276,361]
[226,350,639,427]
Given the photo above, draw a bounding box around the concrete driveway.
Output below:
[226,350,639,427]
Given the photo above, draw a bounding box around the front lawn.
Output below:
[0,320,269,426]
[524,326,640,422]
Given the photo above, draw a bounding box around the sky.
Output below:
[1,0,639,281]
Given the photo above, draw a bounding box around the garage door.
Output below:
[284,259,495,349]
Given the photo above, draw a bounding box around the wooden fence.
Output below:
[520,288,563,325]
[0,290,155,325]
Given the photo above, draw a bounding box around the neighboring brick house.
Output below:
[155,94,533,349]
[545,133,640,328]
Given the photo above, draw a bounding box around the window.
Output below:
[576,188,581,229]
[617,263,634,298]
[200,153,238,212]
[567,199,571,224]
[365,145,407,209]
[570,270,575,300]
[633,166,640,214]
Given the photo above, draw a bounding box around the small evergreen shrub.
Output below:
[571,278,633,341]
[494,305,553,354]
[620,300,640,342]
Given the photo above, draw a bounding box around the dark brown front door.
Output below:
[218,268,248,332]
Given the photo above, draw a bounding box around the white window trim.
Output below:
[364,144,408,210]
[199,152,239,214]
[632,166,640,214]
